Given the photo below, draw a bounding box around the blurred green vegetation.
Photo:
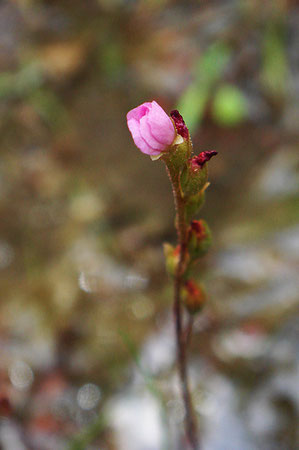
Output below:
[177,43,231,132]
[261,21,287,99]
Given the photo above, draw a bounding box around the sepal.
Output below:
[180,151,217,197]
[187,219,212,259]
[163,243,180,277]
[183,280,207,315]
[164,139,192,172]
[185,183,209,222]
[150,152,164,161]
[180,164,208,197]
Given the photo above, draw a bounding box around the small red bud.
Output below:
[183,280,206,314]
[187,219,212,258]
[190,151,218,170]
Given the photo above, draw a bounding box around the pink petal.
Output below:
[147,101,175,145]
[139,115,166,151]
[126,102,152,122]
[127,118,160,155]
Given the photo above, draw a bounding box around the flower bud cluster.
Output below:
[126,101,176,156]
[127,100,218,315]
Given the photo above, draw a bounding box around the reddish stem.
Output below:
[165,162,199,450]
[184,315,194,349]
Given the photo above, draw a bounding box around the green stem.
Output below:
[165,162,199,450]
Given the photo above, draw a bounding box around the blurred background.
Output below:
[0,0,298,449]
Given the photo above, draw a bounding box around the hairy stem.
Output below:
[165,162,199,450]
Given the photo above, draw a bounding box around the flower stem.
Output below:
[184,315,194,349]
[165,162,199,450]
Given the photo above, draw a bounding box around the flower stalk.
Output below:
[164,158,199,450]
[127,101,217,450]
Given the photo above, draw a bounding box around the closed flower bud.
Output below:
[180,160,207,198]
[165,109,192,171]
[187,219,212,259]
[180,151,217,197]
[183,280,206,314]
[127,101,176,156]
[185,184,209,222]
[163,243,180,276]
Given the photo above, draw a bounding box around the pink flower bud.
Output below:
[127,101,176,156]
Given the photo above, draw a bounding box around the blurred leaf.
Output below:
[100,40,123,81]
[177,43,231,133]
[195,42,231,85]
[0,63,43,100]
[15,63,44,95]
[212,84,248,126]
[261,23,287,98]
[30,89,68,129]
[177,86,208,135]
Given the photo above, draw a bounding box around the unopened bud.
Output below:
[183,280,206,314]
[185,183,209,222]
[163,243,180,276]
[127,101,176,157]
[165,110,192,171]
[180,160,207,197]
[187,219,212,258]
[180,151,217,197]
